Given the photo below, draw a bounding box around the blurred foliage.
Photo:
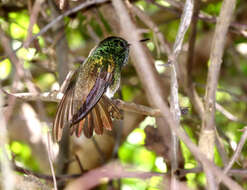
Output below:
[0,59,11,79]
[10,141,40,171]
[0,0,247,189]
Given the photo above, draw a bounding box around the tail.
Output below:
[71,95,122,138]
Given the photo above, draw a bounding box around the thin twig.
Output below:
[3,90,162,116]
[13,163,81,181]
[168,0,193,189]
[47,132,57,190]
[65,161,164,190]
[12,161,247,182]
[216,128,247,188]
[24,0,44,48]
[215,134,229,166]
[184,0,204,119]
[224,127,247,174]
[92,137,106,163]
[75,154,85,173]
[216,103,246,124]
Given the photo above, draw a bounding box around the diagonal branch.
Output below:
[223,127,247,175]
[24,0,44,48]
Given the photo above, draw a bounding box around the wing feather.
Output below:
[53,71,77,142]
[83,113,94,138]
[53,86,74,142]
[97,99,113,131]
[75,118,86,137]
[92,106,103,135]
[70,71,112,126]
[102,95,123,120]
[53,62,121,140]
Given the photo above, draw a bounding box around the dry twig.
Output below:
[3,90,162,117]
[199,0,237,188]
[223,127,247,174]
[168,0,193,189]
[24,0,44,48]
[65,162,164,190]
[184,0,204,119]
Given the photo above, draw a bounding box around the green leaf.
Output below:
[0,59,12,80]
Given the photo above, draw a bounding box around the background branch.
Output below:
[199,0,237,188]
[167,0,193,188]
[3,90,162,116]
[0,88,15,190]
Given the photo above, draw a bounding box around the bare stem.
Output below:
[168,0,193,189]
[198,0,237,188]
[3,90,162,116]
[224,127,247,174]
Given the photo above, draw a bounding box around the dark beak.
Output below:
[139,38,150,43]
[127,38,149,47]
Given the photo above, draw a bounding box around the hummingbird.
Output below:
[53,36,130,142]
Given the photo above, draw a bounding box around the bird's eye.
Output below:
[119,41,125,48]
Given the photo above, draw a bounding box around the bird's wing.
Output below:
[71,69,114,138]
[52,71,78,142]
[53,59,122,140]
[101,95,123,120]
[70,70,113,127]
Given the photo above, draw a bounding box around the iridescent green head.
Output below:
[93,36,130,68]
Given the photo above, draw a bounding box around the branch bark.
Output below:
[198,0,237,188]
[3,90,162,116]
[0,88,15,190]
[167,0,193,189]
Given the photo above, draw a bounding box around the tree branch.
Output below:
[3,90,162,117]
[0,88,15,190]
[167,0,193,188]
[223,127,247,174]
[198,0,237,188]
[65,161,164,190]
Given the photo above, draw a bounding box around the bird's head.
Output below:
[94,36,130,68]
